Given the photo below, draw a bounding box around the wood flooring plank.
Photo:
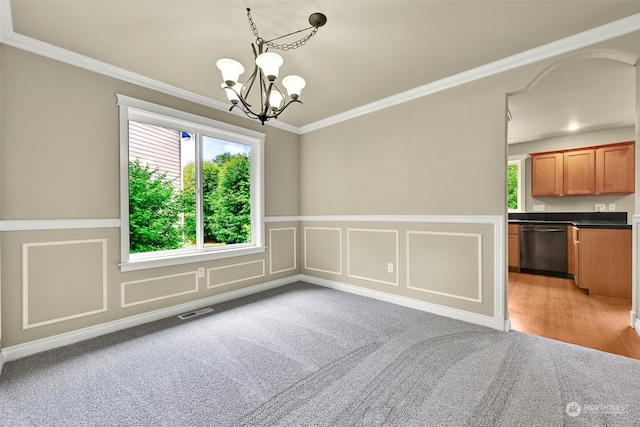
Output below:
[508,271,640,360]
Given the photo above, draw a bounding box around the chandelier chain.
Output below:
[247,9,319,51]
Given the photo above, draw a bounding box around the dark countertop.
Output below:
[508,219,631,230]
[508,212,631,229]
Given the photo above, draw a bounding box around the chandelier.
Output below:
[216,8,327,125]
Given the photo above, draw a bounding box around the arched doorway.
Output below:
[506,50,640,358]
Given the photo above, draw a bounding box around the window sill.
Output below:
[120,245,266,272]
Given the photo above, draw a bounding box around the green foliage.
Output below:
[129,160,183,253]
[130,152,251,253]
[507,163,519,210]
[181,162,197,245]
[209,154,251,244]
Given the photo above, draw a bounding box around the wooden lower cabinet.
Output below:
[575,228,631,300]
[508,224,519,271]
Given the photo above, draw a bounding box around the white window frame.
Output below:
[117,94,265,272]
[508,156,525,213]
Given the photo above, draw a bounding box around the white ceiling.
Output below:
[4,0,640,140]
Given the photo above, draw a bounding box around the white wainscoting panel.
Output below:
[121,271,199,308]
[303,227,342,275]
[406,231,483,303]
[347,228,399,286]
[207,260,265,289]
[22,239,108,329]
[269,227,297,275]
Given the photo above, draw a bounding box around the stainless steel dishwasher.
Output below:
[519,224,568,277]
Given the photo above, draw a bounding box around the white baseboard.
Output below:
[0,276,298,364]
[300,274,508,331]
[1,273,509,369]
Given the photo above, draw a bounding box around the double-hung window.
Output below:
[118,95,265,271]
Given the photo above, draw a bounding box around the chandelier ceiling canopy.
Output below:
[216,8,327,125]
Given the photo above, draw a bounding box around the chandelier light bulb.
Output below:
[216,58,245,86]
[282,75,306,99]
[268,90,284,110]
[221,82,243,103]
[255,52,283,81]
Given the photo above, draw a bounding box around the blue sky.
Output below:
[181,134,249,167]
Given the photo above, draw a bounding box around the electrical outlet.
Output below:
[387,263,394,274]
[608,203,616,211]
[533,204,545,212]
[595,203,606,212]
[198,267,205,278]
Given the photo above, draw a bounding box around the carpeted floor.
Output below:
[1,282,640,426]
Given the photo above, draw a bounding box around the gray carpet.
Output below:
[1,282,640,426]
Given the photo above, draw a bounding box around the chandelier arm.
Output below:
[242,67,259,104]
[272,99,303,118]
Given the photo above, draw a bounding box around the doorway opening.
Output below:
[505,52,640,359]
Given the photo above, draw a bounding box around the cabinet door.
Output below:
[596,143,635,194]
[531,153,563,197]
[563,149,595,195]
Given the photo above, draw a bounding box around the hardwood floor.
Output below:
[508,271,640,360]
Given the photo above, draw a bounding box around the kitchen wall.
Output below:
[508,126,636,216]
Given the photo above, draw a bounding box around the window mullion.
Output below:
[196,132,204,250]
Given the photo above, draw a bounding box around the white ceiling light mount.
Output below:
[217,8,327,125]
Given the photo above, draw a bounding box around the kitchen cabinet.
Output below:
[508,224,520,271]
[531,153,563,197]
[574,227,631,300]
[596,142,635,194]
[563,149,595,195]
[531,141,635,197]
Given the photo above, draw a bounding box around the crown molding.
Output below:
[0,0,300,134]
[299,13,640,134]
[1,0,638,136]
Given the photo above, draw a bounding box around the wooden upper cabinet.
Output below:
[563,149,595,195]
[596,142,635,194]
[531,152,563,197]
[531,141,635,197]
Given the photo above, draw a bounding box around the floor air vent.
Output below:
[178,307,214,320]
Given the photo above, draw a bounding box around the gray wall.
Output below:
[0,45,300,347]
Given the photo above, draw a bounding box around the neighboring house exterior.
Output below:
[129,120,182,191]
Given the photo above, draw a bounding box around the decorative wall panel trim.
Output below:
[406,231,483,303]
[1,218,120,231]
[269,227,297,275]
[347,228,399,286]
[303,227,343,275]
[207,260,265,289]
[120,271,199,308]
[22,239,108,329]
